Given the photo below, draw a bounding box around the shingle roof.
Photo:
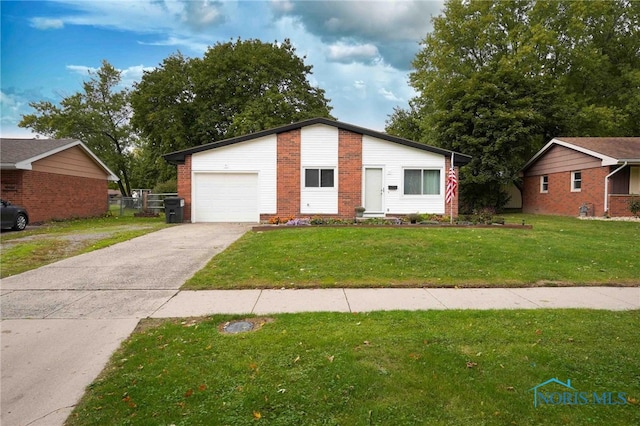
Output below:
[0,138,119,180]
[554,137,640,161]
[0,138,78,164]
[522,137,640,170]
[163,117,472,167]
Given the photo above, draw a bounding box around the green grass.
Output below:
[0,215,169,277]
[184,214,640,289]
[67,310,640,425]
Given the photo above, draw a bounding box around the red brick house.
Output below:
[164,118,471,223]
[521,137,640,217]
[0,138,119,223]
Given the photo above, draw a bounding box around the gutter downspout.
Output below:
[604,162,628,215]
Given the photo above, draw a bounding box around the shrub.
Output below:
[309,216,326,225]
[285,217,311,226]
[473,207,496,224]
[152,179,177,194]
[406,213,422,223]
[629,197,640,217]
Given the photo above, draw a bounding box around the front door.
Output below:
[364,168,384,213]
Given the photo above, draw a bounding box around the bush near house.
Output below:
[629,197,640,217]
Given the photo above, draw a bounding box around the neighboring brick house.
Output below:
[0,138,119,223]
[521,137,640,217]
[164,118,471,223]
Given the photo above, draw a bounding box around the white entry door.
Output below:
[364,168,384,213]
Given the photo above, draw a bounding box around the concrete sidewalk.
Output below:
[152,286,640,317]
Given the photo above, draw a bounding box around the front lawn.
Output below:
[67,310,640,425]
[184,215,640,289]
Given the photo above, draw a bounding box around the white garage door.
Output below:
[194,173,259,222]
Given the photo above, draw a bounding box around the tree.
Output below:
[131,39,334,183]
[388,0,640,212]
[19,61,136,196]
[385,104,424,143]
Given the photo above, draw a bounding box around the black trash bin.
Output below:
[164,197,184,223]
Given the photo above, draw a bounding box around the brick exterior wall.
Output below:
[608,195,636,217]
[337,129,362,217]
[1,169,108,223]
[523,167,609,216]
[275,129,302,218]
[1,170,24,206]
[176,155,192,222]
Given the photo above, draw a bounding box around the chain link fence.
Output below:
[109,191,178,216]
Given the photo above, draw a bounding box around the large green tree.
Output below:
[131,39,333,183]
[19,61,136,196]
[388,0,640,212]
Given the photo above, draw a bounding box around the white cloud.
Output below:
[179,0,226,30]
[30,17,65,30]
[120,65,156,86]
[1,90,25,118]
[0,90,40,138]
[378,88,402,102]
[354,80,366,90]
[138,36,210,53]
[270,0,295,14]
[29,0,229,54]
[326,42,379,64]
[271,0,444,69]
[48,0,184,31]
[65,65,155,88]
[66,65,97,76]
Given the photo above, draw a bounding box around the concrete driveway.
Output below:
[0,223,250,426]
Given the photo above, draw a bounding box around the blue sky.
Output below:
[1,0,444,138]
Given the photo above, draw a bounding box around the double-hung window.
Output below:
[540,175,549,193]
[404,169,440,195]
[305,168,334,188]
[571,171,582,192]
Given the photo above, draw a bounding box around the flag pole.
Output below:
[450,153,454,224]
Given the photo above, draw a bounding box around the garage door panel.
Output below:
[194,173,259,222]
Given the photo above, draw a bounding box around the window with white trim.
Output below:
[540,175,548,193]
[404,169,441,195]
[571,171,582,192]
[305,168,334,188]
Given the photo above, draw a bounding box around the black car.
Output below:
[1,199,29,231]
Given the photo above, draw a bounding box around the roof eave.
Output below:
[521,138,637,171]
[162,117,473,165]
[0,161,33,170]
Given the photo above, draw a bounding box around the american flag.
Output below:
[445,166,457,204]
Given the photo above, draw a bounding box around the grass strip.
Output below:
[67,310,640,425]
[0,216,168,277]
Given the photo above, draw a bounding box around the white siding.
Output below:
[191,135,277,215]
[300,124,338,214]
[363,135,446,214]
